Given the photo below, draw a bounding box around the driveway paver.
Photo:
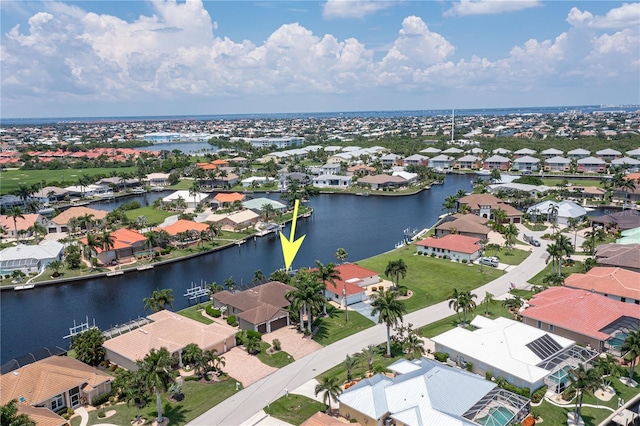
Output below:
[262,326,323,361]
[221,347,277,387]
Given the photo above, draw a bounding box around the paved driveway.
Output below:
[221,347,277,387]
[349,301,378,323]
[262,325,322,361]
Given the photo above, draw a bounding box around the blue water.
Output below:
[0,175,473,363]
[137,142,218,154]
[3,105,638,125]
[477,407,514,426]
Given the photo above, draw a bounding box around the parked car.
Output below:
[530,239,541,247]
[479,257,499,267]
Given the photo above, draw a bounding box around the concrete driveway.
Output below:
[221,347,277,387]
[262,325,323,361]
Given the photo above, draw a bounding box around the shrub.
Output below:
[563,386,576,401]
[430,253,436,257]
[461,259,468,264]
[466,362,473,372]
[91,391,114,407]
[485,371,492,381]
[433,352,449,363]
[398,286,408,297]
[531,385,547,403]
[226,315,237,326]
[184,376,200,381]
[272,339,281,351]
[206,305,221,317]
[98,410,106,419]
[246,330,262,340]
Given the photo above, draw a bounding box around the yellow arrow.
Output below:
[280,199,306,270]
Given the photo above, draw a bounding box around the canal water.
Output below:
[1,175,473,363]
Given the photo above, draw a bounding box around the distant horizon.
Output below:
[3,103,640,125]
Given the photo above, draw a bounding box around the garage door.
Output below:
[257,323,268,334]
[269,316,288,332]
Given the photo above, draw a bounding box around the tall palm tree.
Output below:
[370,290,407,356]
[224,277,237,291]
[482,292,495,316]
[99,229,116,255]
[136,347,176,424]
[335,248,348,263]
[360,344,378,373]
[189,180,200,209]
[554,233,574,276]
[0,399,35,426]
[84,232,101,270]
[384,259,407,291]
[442,195,457,214]
[286,284,308,332]
[6,207,24,243]
[260,203,276,222]
[80,213,95,232]
[621,329,640,381]
[143,288,175,313]
[314,375,342,413]
[568,363,599,422]
[503,223,518,253]
[344,354,359,382]
[402,332,426,360]
[618,177,637,207]
[313,261,341,315]
[458,291,477,325]
[545,242,562,276]
[448,288,462,322]
[567,217,580,248]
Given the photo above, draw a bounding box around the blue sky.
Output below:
[1,1,639,118]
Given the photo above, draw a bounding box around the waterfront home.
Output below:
[32,186,70,203]
[322,263,380,306]
[312,174,353,189]
[158,219,210,246]
[577,156,606,173]
[279,172,312,190]
[454,155,482,170]
[380,153,404,167]
[402,153,429,166]
[212,281,295,333]
[567,186,606,202]
[97,176,140,191]
[512,155,541,172]
[102,310,237,371]
[321,163,342,175]
[488,182,551,198]
[564,267,640,304]
[540,148,564,159]
[80,228,147,264]
[0,240,64,275]
[415,234,482,262]
[242,198,287,215]
[0,194,25,209]
[419,147,441,156]
[146,172,171,187]
[457,193,523,224]
[482,155,511,171]
[64,183,110,198]
[346,165,376,176]
[526,200,587,225]
[626,147,640,160]
[47,206,108,234]
[0,356,112,418]
[434,213,490,240]
[357,174,407,190]
[611,157,640,173]
[544,156,572,172]
[593,244,640,273]
[228,156,249,167]
[521,287,640,355]
[242,136,304,149]
[163,190,210,209]
[428,154,454,170]
[596,148,622,161]
[567,148,591,160]
[339,357,530,426]
[432,316,599,394]
[491,148,511,156]
[513,148,537,158]
[241,176,274,187]
[0,213,46,241]
[206,210,260,232]
[213,192,246,207]
[591,209,640,230]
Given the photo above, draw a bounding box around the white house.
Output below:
[512,156,541,171]
[428,154,455,170]
[312,174,352,189]
[241,176,274,187]
[527,200,587,225]
[162,190,211,209]
[0,240,64,275]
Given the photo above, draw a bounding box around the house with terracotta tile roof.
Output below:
[0,213,46,241]
[213,192,246,206]
[521,287,640,355]
[457,193,523,224]
[157,219,210,247]
[79,228,147,264]
[415,234,482,262]
[564,267,640,305]
[357,174,407,190]
[47,207,108,234]
[321,263,381,306]
[102,310,237,371]
[14,404,66,426]
[594,244,640,273]
[212,281,295,333]
[434,214,490,240]
[205,210,260,231]
[0,356,112,419]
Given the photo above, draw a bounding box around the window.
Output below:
[548,324,554,332]
[51,394,65,411]
[537,321,542,329]
[621,298,626,303]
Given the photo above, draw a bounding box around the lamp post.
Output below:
[343,285,348,322]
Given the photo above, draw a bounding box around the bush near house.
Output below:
[433,352,449,363]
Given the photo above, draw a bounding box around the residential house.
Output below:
[512,156,541,172]
[228,157,248,167]
[163,190,211,209]
[80,228,147,264]
[279,172,311,190]
[213,192,246,207]
[488,183,551,198]
[0,240,64,275]
[146,172,171,187]
[611,157,640,173]
[428,154,455,170]
[402,154,429,166]
[64,184,110,198]
[617,227,640,245]
[241,176,274,187]
[415,234,482,262]
[521,287,640,355]
[206,210,260,232]
[0,213,47,241]
[32,186,70,203]
[212,281,294,333]
[568,186,606,202]
[419,147,442,156]
[492,148,512,156]
[380,153,404,167]
[243,136,304,149]
[595,243,640,273]
[626,148,640,160]
[596,148,622,162]
[457,193,523,223]
[0,356,112,418]
[482,155,511,171]
[339,357,530,426]
[544,156,572,172]
[158,219,210,247]
[540,148,564,159]
[591,210,640,230]
[577,156,607,173]
[320,163,342,175]
[357,174,407,190]
[391,171,418,184]
[513,148,537,158]
[322,263,381,306]
[467,147,485,156]
[301,412,360,426]
[441,147,464,156]
[242,198,287,215]
[564,267,640,304]
[526,200,587,225]
[346,165,376,177]
[47,207,108,234]
[454,155,482,170]
[567,148,591,160]
[312,174,352,189]
[434,213,490,240]
[103,310,237,371]
[432,316,599,393]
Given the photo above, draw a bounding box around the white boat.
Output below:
[476,170,491,176]
[131,187,146,194]
[14,284,35,290]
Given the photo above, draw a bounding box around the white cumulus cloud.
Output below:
[322,0,399,19]
[444,0,541,17]
[567,3,640,29]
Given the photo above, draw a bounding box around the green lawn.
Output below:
[542,178,605,188]
[177,303,213,325]
[256,342,294,368]
[124,206,175,225]
[71,378,240,426]
[482,246,531,265]
[264,394,327,425]
[313,308,375,346]
[522,222,548,232]
[357,244,503,313]
[528,261,584,286]
[420,300,517,338]
[317,343,404,384]
[0,167,137,195]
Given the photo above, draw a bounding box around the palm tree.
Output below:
[547,203,560,228]
[80,212,95,232]
[260,203,276,222]
[208,223,221,240]
[344,354,359,382]
[370,290,407,356]
[314,375,342,413]
[402,332,426,360]
[224,277,237,291]
[482,292,495,316]
[27,221,47,244]
[621,329,640,381]
[286,284,308,332]
[189,180,200,209]
[502,295,524,314]
[568,363,599,423]
[99,229,116,255]
[335,248,348,263]
[567,217,580,248]
[83,232,101,270]
[503,223,518,253]
[545,242,562,276]
[48,260,63,277]
[384,259,407,291]
[6,207,24,243]
[448,288,462,323]
[253,269,266,282]
[136,347,176,424]
[618,177,637,208]
[490,168,501,182]
[143,288,175,313]
[360,344,378,373]
[313,261,341,315]
[554,233,574,276]
[492,208,507,232]
[583,257,598,272]
[442,195,457,214]
[458,291,477,325]
[0,399,35,426]
[206,281,223,298]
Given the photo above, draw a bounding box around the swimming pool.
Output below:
[549,365,572,384]
[607,332,628,349]
[477,406,514,426]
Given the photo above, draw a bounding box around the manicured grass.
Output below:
[522,222,548,232]
[124,206,175,225]
[264,394,327,425]
[318,343,404,383]
[177,303,214,325]
[542,178,605,188]
[313,308,375,346]
[256,342,294,368]
[357,244,503,313]
[0,167,137,195]
[482,246,531,265]
[75,378,239,426]
[528,261,584,286]
[420,300,517,338]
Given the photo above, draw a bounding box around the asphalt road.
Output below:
[188,224,566,426]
